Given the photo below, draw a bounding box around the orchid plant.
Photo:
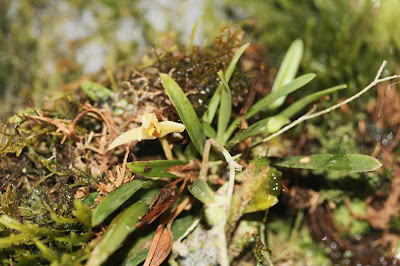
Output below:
[88,39,387,266]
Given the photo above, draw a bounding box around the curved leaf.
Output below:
[171,215,196,240]
[188,179,216,204]
[224,73,316,142]
[202,43,249,124]
[122,248,150,266]
[202,122,216,138]
[217,70,232,143]
[92,179,155,226]
[246,73,315,119]
[127,160,187,178]
[225,118,271,150]
[87,201,149,266]
[266,115,291,133]
[160,73,206,154]
[272,154,382,172]
[269,39,304,110]
[225,85,346,149]
[280,84,347,118]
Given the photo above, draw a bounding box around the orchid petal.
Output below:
[146,128,156,136]
[108,127,156,150]
[108,113,186,151]
[158,121,186,137]
[142,113,161,133]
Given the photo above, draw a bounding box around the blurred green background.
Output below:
[1,0,399,118]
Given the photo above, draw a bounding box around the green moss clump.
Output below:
[333,199,371,236]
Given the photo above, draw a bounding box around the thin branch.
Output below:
[258,60,400,145]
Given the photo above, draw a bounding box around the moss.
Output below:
[0,27,254,264]
[333,199,371,236]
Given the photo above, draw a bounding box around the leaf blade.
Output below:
[272,154,382,172]
[217,70,232,144]
[225,84,346,149]
[202,43,249,124]
[269,39,304,110]
[280,84,347,118]
[160,73,206,155]
[188,179,216,204]
[92,179,155,226]
[127,160,187,178]
[224,73,316,143]
[87,201,149,266]
[225,116,290,150]
[246,73,315,119]
[201,122,217,138]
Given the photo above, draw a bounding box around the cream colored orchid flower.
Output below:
[108,113,185,159]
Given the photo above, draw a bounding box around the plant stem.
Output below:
[201,139,243,210]
[199,139,243,266]
[159,137,173,160]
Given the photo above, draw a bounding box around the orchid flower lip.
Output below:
[108,113,185,150]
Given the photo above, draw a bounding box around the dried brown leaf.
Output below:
[142,197,191,266]
[143,225,173,266]
[141,188,178,224]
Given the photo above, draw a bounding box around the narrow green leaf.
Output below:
[202,122,216,138]
[87,201,149,266]
[189,17,202,51]
[184,142,198,160]
[224,73,316,142]
[127,160,186,178]
[81,81,116,101]
[225,44,250,81]
[280,84,347,118]
[188,179,216,204]
[92,179,155,226]
[122,248,150,266]
[121,208,158,266]
[217,70,232,143]
[269,39,304,110]
[202,43,249,123]
[224,115,290,150]
[272,154,382,172]
[266,115,291,133]
[202,86,222,124]
[171,215,196,240]
[225,84,346,149]
[225,118,271,150]
[226,115,290,149]
[246,73,315,119]
[160,73,206,154]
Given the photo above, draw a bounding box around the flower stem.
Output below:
[159,137,173,160]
